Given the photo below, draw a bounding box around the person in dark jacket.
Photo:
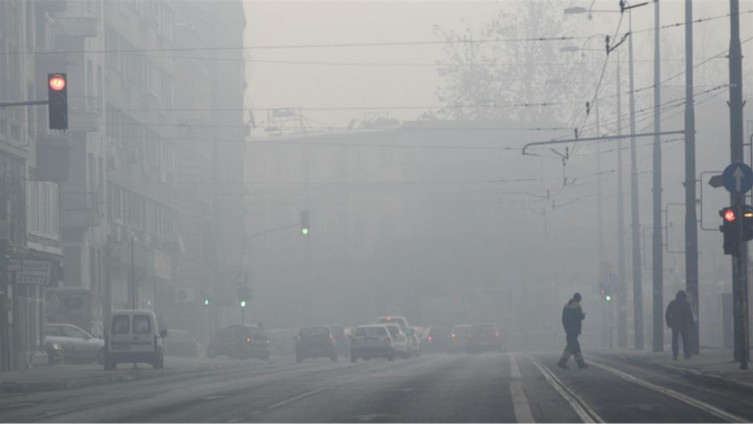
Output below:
[558,292,588,369]
[665,290,694,360]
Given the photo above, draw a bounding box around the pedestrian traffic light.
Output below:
[47,73,68,130]
[300,209,309,236]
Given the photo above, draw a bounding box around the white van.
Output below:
[104,309,166,370]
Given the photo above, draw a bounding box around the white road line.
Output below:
[265,387,329,411]
[509,354,535,423]
[529,356,603,423]
[589,358,748,423]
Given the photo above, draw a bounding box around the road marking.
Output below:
[509,354,534,423]
[589,358,748,423]
[265,387,329,410]
[529,356,603,423]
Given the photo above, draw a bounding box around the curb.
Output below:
[597,352,753,394]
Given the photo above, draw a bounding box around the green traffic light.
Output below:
[204,298,210,306]
[605,295,612,302]
[301,227,309,236]
[240,300,246,308]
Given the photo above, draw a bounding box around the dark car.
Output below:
[422,326,451,354]
[468,323,503,353]
[296,326,338,362]
[208,325,270,360]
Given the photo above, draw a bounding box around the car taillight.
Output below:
[265,338,269,344]
[451,333,456,339]
[246,337,252,343]
[329,334,335,341]
[427,336,433,343]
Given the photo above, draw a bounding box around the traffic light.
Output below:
[605,294,613,302]
[47,73,68,130]
[300,210,309,236]
[203,297,210,306]
[240,300,247,308]
[720,206,740,256]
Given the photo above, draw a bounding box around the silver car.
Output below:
[45,323,105,364]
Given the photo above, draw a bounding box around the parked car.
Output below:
[422,326,451,354]
[448,324,472,353]
[376,315,409,332]
[468,323,503,353]
[45,323,105,364]
[296,326,338,362]
[208,325,270,360]
[350,324,401,362]
[104,310,166,370]
[166,329,201,357]
[384,323,410,359]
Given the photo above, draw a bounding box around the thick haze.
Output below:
[242,0,753,350]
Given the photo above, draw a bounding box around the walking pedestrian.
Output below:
[665,290,694,360]
[558,292,588,369]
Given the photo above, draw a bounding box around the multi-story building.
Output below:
[0,0,66,370]
[0,1,246,371]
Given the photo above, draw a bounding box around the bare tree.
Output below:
[435,0,584,125]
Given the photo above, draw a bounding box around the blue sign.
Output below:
[722,162,753,194]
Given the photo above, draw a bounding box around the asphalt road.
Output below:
[2,352,753,422]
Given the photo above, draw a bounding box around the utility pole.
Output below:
[616,53,628,348]
[684,0,700,356]
[652,0,664,353]
[628,11,644,350]
[729,0,748,367]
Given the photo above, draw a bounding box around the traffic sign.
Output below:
[722,162,753,194]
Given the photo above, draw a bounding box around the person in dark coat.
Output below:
[665,290,694,360]
[558,292,588,369]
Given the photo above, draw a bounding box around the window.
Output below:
[64,298,83,310]
[112,316,130,334]
[133,315,151,334]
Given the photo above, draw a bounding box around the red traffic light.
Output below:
[725,209,737,222]
[48,75,66,91]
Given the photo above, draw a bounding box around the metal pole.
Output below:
[629,11,644,350]
[729,0,748,367]
[652,0,664,353]
[684,0,700,357]
[130,236,135,309]
[617,52,628,348]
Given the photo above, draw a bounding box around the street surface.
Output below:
[2,352,753,423]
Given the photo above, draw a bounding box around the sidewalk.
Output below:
[594,347,753,391]
[0,354,251,393]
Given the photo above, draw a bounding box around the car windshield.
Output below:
[133,315,151,334]
[111,316,130,334]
